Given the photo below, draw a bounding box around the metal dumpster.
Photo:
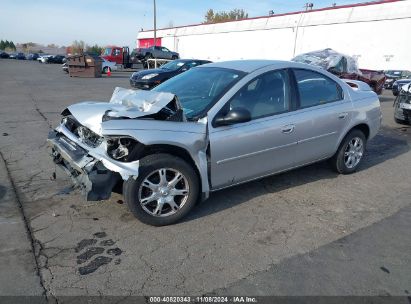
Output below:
[67,53,102,78]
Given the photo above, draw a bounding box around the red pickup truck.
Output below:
[101,46,141,68]
[292,49,386,94]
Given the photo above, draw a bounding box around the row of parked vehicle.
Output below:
[384,70,411,96]
[0,51,66,64]
[128,49,388,94]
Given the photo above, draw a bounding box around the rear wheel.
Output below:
[123,153,200,226]
[172,55,178,60]
[330,129,366,174]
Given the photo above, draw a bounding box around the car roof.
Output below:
[175,59,208,63]
[198,60,317,73]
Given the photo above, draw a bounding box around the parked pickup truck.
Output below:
[292,49,386,95]
[135,46,179,61]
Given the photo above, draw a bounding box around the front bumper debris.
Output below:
[48,130,120,201]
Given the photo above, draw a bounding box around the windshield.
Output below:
[386,70,402,76]
[152,67,244,119]
[160,61,185,71]
[103,48,112,56]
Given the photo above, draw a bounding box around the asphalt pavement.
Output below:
[0,59,410,300]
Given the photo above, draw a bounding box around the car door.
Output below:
[160,47,171,59]
[152,46,160,58]
[290,68,353,166]
[208,69,299,189]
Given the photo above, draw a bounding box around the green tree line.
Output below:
[204,8,248,24]
[0,40,16,51]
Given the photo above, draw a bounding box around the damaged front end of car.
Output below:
[47,87,203,201]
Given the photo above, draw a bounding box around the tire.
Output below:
[330,129,366,174]
[145,53,153,60]
[123,153,200,226]
[172,55,178,60]
[102,67,108,74]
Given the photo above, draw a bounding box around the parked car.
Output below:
[27,53,39,60]
[9,53,18,59]
[0,51,9,59]
[62,62,68,73]
[392,78,411,96]
[129,59,212,89]
[48,55,66,64]
[384,70,411,89]
[292,48,386,94]
[47,60,381,226]
[16,53,26,60]
[37,54,53,63]
[135,46,179,61]
[101,58,118,74]
[393,83,411,124]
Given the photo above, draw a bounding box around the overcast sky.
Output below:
[1,0,360,48]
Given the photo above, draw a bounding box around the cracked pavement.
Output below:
[0,60,410,299]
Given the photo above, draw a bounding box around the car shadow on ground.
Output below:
[183,127,410,223]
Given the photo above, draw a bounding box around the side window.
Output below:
[229,70,290,120]
[161,47,169,52]
[294,69,343,109]
[185,61,198,69]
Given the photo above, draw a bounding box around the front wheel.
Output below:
[123,154,200,226]
[330,129,366,174]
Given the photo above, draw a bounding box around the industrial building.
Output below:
[137,0,411,70]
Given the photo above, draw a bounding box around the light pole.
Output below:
[153,0,157,47]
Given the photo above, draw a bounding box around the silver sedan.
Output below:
[48,60,382,226]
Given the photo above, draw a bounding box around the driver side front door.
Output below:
[208,69,298,190]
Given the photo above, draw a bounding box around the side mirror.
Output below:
[214,108,251,127]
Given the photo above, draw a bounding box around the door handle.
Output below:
[281,124,295,134]
[338,112,348,119]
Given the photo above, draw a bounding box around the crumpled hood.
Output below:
[66,87,184,135]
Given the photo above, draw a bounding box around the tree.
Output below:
[203,8,248,23]
[0,40,5,50]
[86,44,104,55]
[9,41,16,51]
[71,40,86,55]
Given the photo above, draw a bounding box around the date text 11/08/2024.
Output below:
[148,296,257,303]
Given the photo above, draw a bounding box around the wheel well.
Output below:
[352,123,370,139]
[145,144,202,190]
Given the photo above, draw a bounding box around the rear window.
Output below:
[294,69,343,108]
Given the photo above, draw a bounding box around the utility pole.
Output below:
[153,0,157,47]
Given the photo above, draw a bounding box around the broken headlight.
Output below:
[105,136,140,162]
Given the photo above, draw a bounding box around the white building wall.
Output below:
[138,0,411,70]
